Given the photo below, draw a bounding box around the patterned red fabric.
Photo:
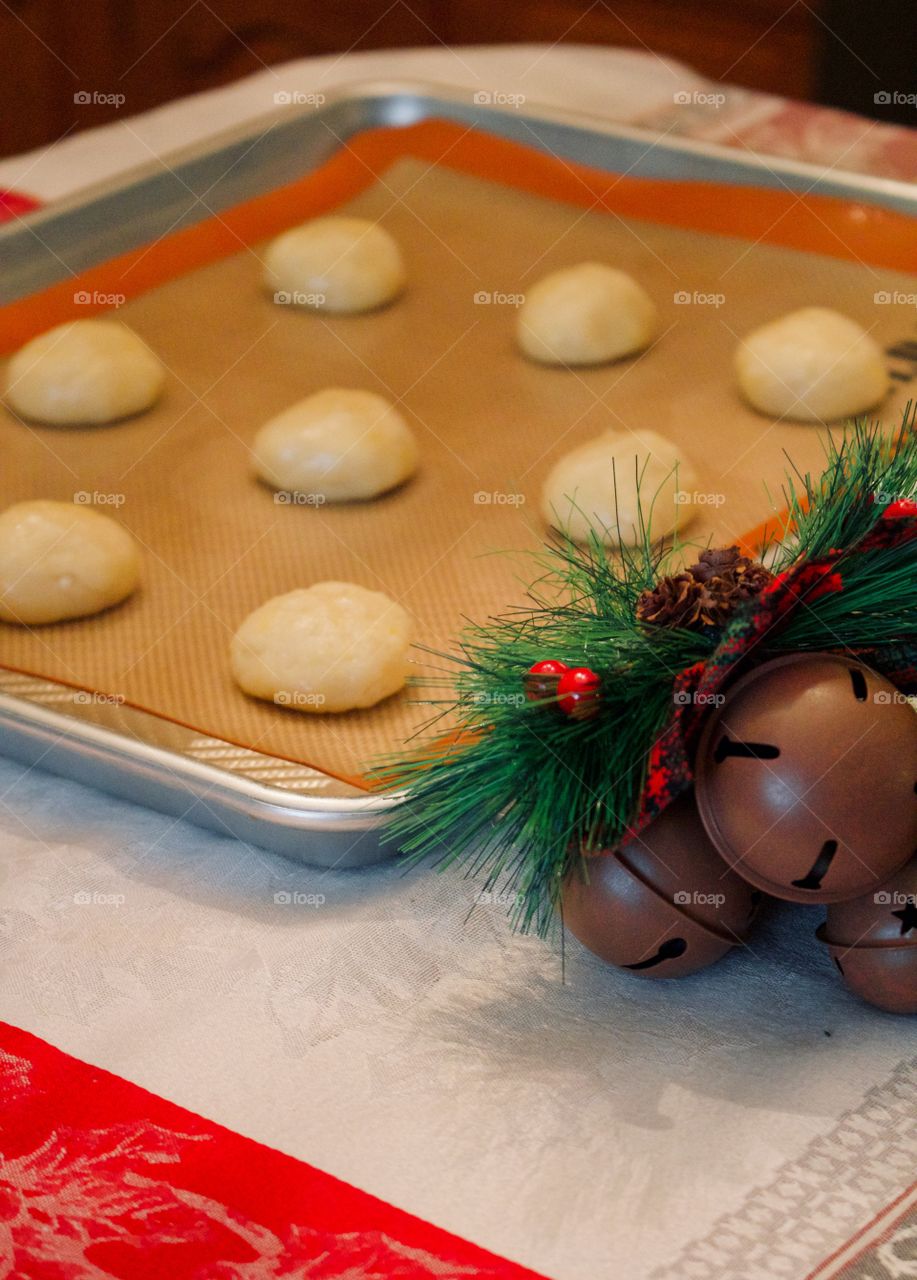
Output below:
[0,191,40,222]
[0,1022,548,1279]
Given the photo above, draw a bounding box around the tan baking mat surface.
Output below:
[1,159,915,783]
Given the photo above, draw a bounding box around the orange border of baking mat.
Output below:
[3,118,916,351]
[1,119,915,785]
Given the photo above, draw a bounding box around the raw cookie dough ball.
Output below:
[253,388,418,502]
[541,429,697,546]
[518,262,658,366]
[0,500,140,624]
[4,319,165,426]
[231,582,412,714]
[735,307,888,422]
[265,216,406,314]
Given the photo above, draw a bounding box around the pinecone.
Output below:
[637,573,707,628]
[637,546,773,631]
[689,546,773,602]
[689,547,744,583]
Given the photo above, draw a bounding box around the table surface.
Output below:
[1,44,915,1280]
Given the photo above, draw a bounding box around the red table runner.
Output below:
[0,1022,546,1278]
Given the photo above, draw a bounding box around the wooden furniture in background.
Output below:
[0,0,878,161]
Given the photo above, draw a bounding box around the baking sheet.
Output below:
[1,157,915,784]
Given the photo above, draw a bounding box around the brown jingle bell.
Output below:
[561,792,759,978]
[695,654,917,904]
[817,855,917,1014]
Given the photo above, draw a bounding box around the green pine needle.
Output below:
[772,406,917,568]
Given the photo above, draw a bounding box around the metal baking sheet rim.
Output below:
[0,689,402,869]
[4,79,917,300]
[1,81,915,868]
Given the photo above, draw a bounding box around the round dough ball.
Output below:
[518,262,658,366]
[0,500,140,624]
[735,307,888,422]
[253,388,418,502]
[541,429,697,546]
[4,319,165,426]
[265,216,406,314]
[231,582,412,714]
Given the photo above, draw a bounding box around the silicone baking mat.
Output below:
[1,121,915,785]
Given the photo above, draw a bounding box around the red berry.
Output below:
[524,659,569,703]
[557,666,601,719]
[528,659,569,677]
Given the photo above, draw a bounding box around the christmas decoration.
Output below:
[817,855,917,1014]
[524,659,568,703]
[562,793,757,977]
[694,653,917,903]
[556,666,601,719]
[375,411,917,1011]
